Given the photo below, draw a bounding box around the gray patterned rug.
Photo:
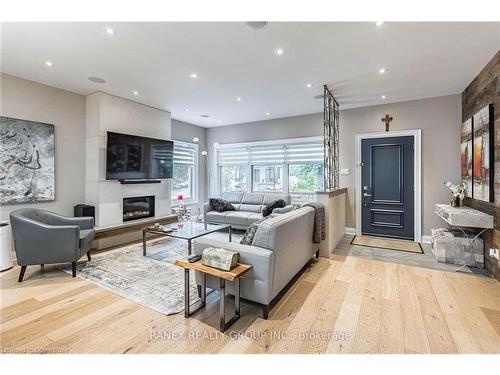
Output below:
[59,237,203,315]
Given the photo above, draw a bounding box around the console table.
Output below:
[434,204,494,271]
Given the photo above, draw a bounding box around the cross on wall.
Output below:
[381,114,393,132]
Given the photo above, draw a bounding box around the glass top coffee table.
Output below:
[142,221,232,256]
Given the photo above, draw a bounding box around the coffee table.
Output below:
[175,258,252,332]
[142,221,232,256]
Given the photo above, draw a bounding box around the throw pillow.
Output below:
[240,215,272,245]
[209,198,235,213]
[262,199,286,217]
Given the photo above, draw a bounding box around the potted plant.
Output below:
[444,181,466,207]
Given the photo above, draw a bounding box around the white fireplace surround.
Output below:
[85,92,172,240]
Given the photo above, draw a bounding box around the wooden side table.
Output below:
[175,258,252,332]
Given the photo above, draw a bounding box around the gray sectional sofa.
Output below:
[194,206,317,319]
[204,192,293,229]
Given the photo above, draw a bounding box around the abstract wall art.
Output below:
[472,104,494,202]
[0,116,55,204]
[460,117,473,197]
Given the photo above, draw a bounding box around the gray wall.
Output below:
[0,73,86,221]
[171,119,208,213]
[206,94,462,236]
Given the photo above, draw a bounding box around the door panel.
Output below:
[361,136,414,240]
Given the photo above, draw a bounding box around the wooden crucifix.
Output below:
[381,114,393,132]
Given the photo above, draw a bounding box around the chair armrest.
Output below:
[272,205,294,214]
[11,219,80,265]
[44,211,94,229]
[203,202,212,222]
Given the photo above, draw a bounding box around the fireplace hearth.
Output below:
[123,196,155,222]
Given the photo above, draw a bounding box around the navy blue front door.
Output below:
[361,136,414,240]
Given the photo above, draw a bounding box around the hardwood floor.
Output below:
[1,254,500,354]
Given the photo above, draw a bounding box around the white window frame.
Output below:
[171,140,199,206]
[215,136,324,198]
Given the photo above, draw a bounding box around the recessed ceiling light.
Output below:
[306,83,313,88]
[105,27,115,35]
[133,91,139,96]
[44,61,53,67]
[88,77,106,83]
[274,48,284,56]
[265,112,270,116]
[200,114,210,118]
[245,21,268,30]
[189,73,197,79]
[184,108,189,112]
[236,97,242,102]
[218,120,222,124]
[375,21,384,26]
[381,95,387,99]
[379,68,386,74]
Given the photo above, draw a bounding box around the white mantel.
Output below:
[85,92,172,248]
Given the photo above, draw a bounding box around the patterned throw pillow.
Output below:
[262,199,286,217]
[240,215,273,245]
[209,198,235,213]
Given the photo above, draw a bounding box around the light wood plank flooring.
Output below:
[1,254,499,354]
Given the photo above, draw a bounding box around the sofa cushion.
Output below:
[247,213,263,224]
[224,212,254,226]
[209,198,235,212]
[240,216,271,245]
[262,199,287,217]
[263,193,291,205]
[241,193,264,205]
[239,204,263,213]
[205,211,233,223]
[222,192,243,204]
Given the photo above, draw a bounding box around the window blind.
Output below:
[217,140,323,165]
[173,142,197,165]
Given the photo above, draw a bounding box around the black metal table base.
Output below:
[183,271,241,333]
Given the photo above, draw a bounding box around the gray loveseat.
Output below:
[204,192,293,229]
[194,206,317,318]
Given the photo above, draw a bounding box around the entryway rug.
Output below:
[58,237,206,315]
[351,235,423,254]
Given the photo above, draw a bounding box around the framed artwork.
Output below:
[460,118,473,197]
[472,104,494,202]
[0,116,55,204]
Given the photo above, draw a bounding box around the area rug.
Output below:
[58,237,205,315]
[351,235,423,254]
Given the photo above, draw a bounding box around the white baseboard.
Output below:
[345,227,356,235]
[421,235,432,244]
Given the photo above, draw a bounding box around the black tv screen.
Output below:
[106,131,173,180]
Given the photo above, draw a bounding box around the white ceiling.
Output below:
[1,22,499,127]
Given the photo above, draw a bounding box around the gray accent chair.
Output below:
[9,208,95,282]
[204,192,294,229]
[194,206,316,319]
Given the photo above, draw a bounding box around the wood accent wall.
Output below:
[462,50,500,281]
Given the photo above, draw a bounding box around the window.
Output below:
[220,165,247,192]
[171,141,198,203]
[252,165,283,192]
[289,163,324,200]
[217,138,324,200]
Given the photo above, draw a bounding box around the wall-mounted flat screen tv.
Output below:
[106,131,173,180]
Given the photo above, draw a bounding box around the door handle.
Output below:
[363,193,372,197]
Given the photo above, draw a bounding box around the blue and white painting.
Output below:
[0,116,55,204]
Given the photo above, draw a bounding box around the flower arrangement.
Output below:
[444,181,465,206]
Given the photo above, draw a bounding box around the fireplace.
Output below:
[123,196,155,222]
